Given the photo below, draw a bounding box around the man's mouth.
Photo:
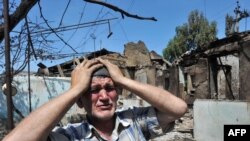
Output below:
[97,104,112,110]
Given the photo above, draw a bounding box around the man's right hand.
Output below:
[97,58,124,84]
[71,58,103,97]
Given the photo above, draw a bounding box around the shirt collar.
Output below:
[83,114,131,139]
[116,114,130,127]
[84,124,94,139]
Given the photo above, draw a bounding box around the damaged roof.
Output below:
[174,31,250,66]
[36,48,124,77]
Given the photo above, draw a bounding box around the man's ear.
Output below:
[77,98,84,108]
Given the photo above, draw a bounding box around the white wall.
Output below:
[194,99,250,141]
[0,75,73,121]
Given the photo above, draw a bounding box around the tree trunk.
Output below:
[0,0,38,42]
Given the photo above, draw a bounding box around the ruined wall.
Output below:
[155,63,169,89]
[216,55,239,100]
[123,41,155,93]
[168,66,179,96]
[122,41,169,106]
[182,58,209,104]
[239,41,250,100]
[124,41,152,67]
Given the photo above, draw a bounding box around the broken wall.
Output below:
[124,41,152,67]
[181,58,210,104]
[155,63,169,89]
[122,41,170,106]
[168,65,179,97]
[123,41,155,94]
[0,75,79,122]
[239,40,250,100]
[216,55,239,100]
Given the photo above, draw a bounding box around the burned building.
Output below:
[171,31,250,104]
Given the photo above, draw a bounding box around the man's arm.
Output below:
[3,59,103,141]
[98,58,188,129]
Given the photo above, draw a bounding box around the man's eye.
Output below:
[90,88,100,93]
[105,86,115,92]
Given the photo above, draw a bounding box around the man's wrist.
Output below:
[68,86,87,100]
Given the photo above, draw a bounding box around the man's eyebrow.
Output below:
[90,85,101,89]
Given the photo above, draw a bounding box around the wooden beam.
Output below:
[74,58,81,65]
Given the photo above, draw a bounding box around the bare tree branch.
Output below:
[84,0,157,21]
[37,1,78,53]
[0,0,38,42]
[58,0,71,27]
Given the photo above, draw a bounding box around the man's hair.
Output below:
[92,67,110,77]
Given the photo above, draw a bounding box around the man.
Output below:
[3,58,187,141]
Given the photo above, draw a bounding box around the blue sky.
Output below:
[11,0,250,70]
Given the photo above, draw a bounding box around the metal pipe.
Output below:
[3,0,14,130]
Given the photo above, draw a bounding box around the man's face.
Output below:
[82,77,118,121]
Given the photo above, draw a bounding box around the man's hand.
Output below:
[97,58,124,84]
[71,58,103,96]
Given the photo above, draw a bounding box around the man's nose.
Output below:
[99,89,109,99]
